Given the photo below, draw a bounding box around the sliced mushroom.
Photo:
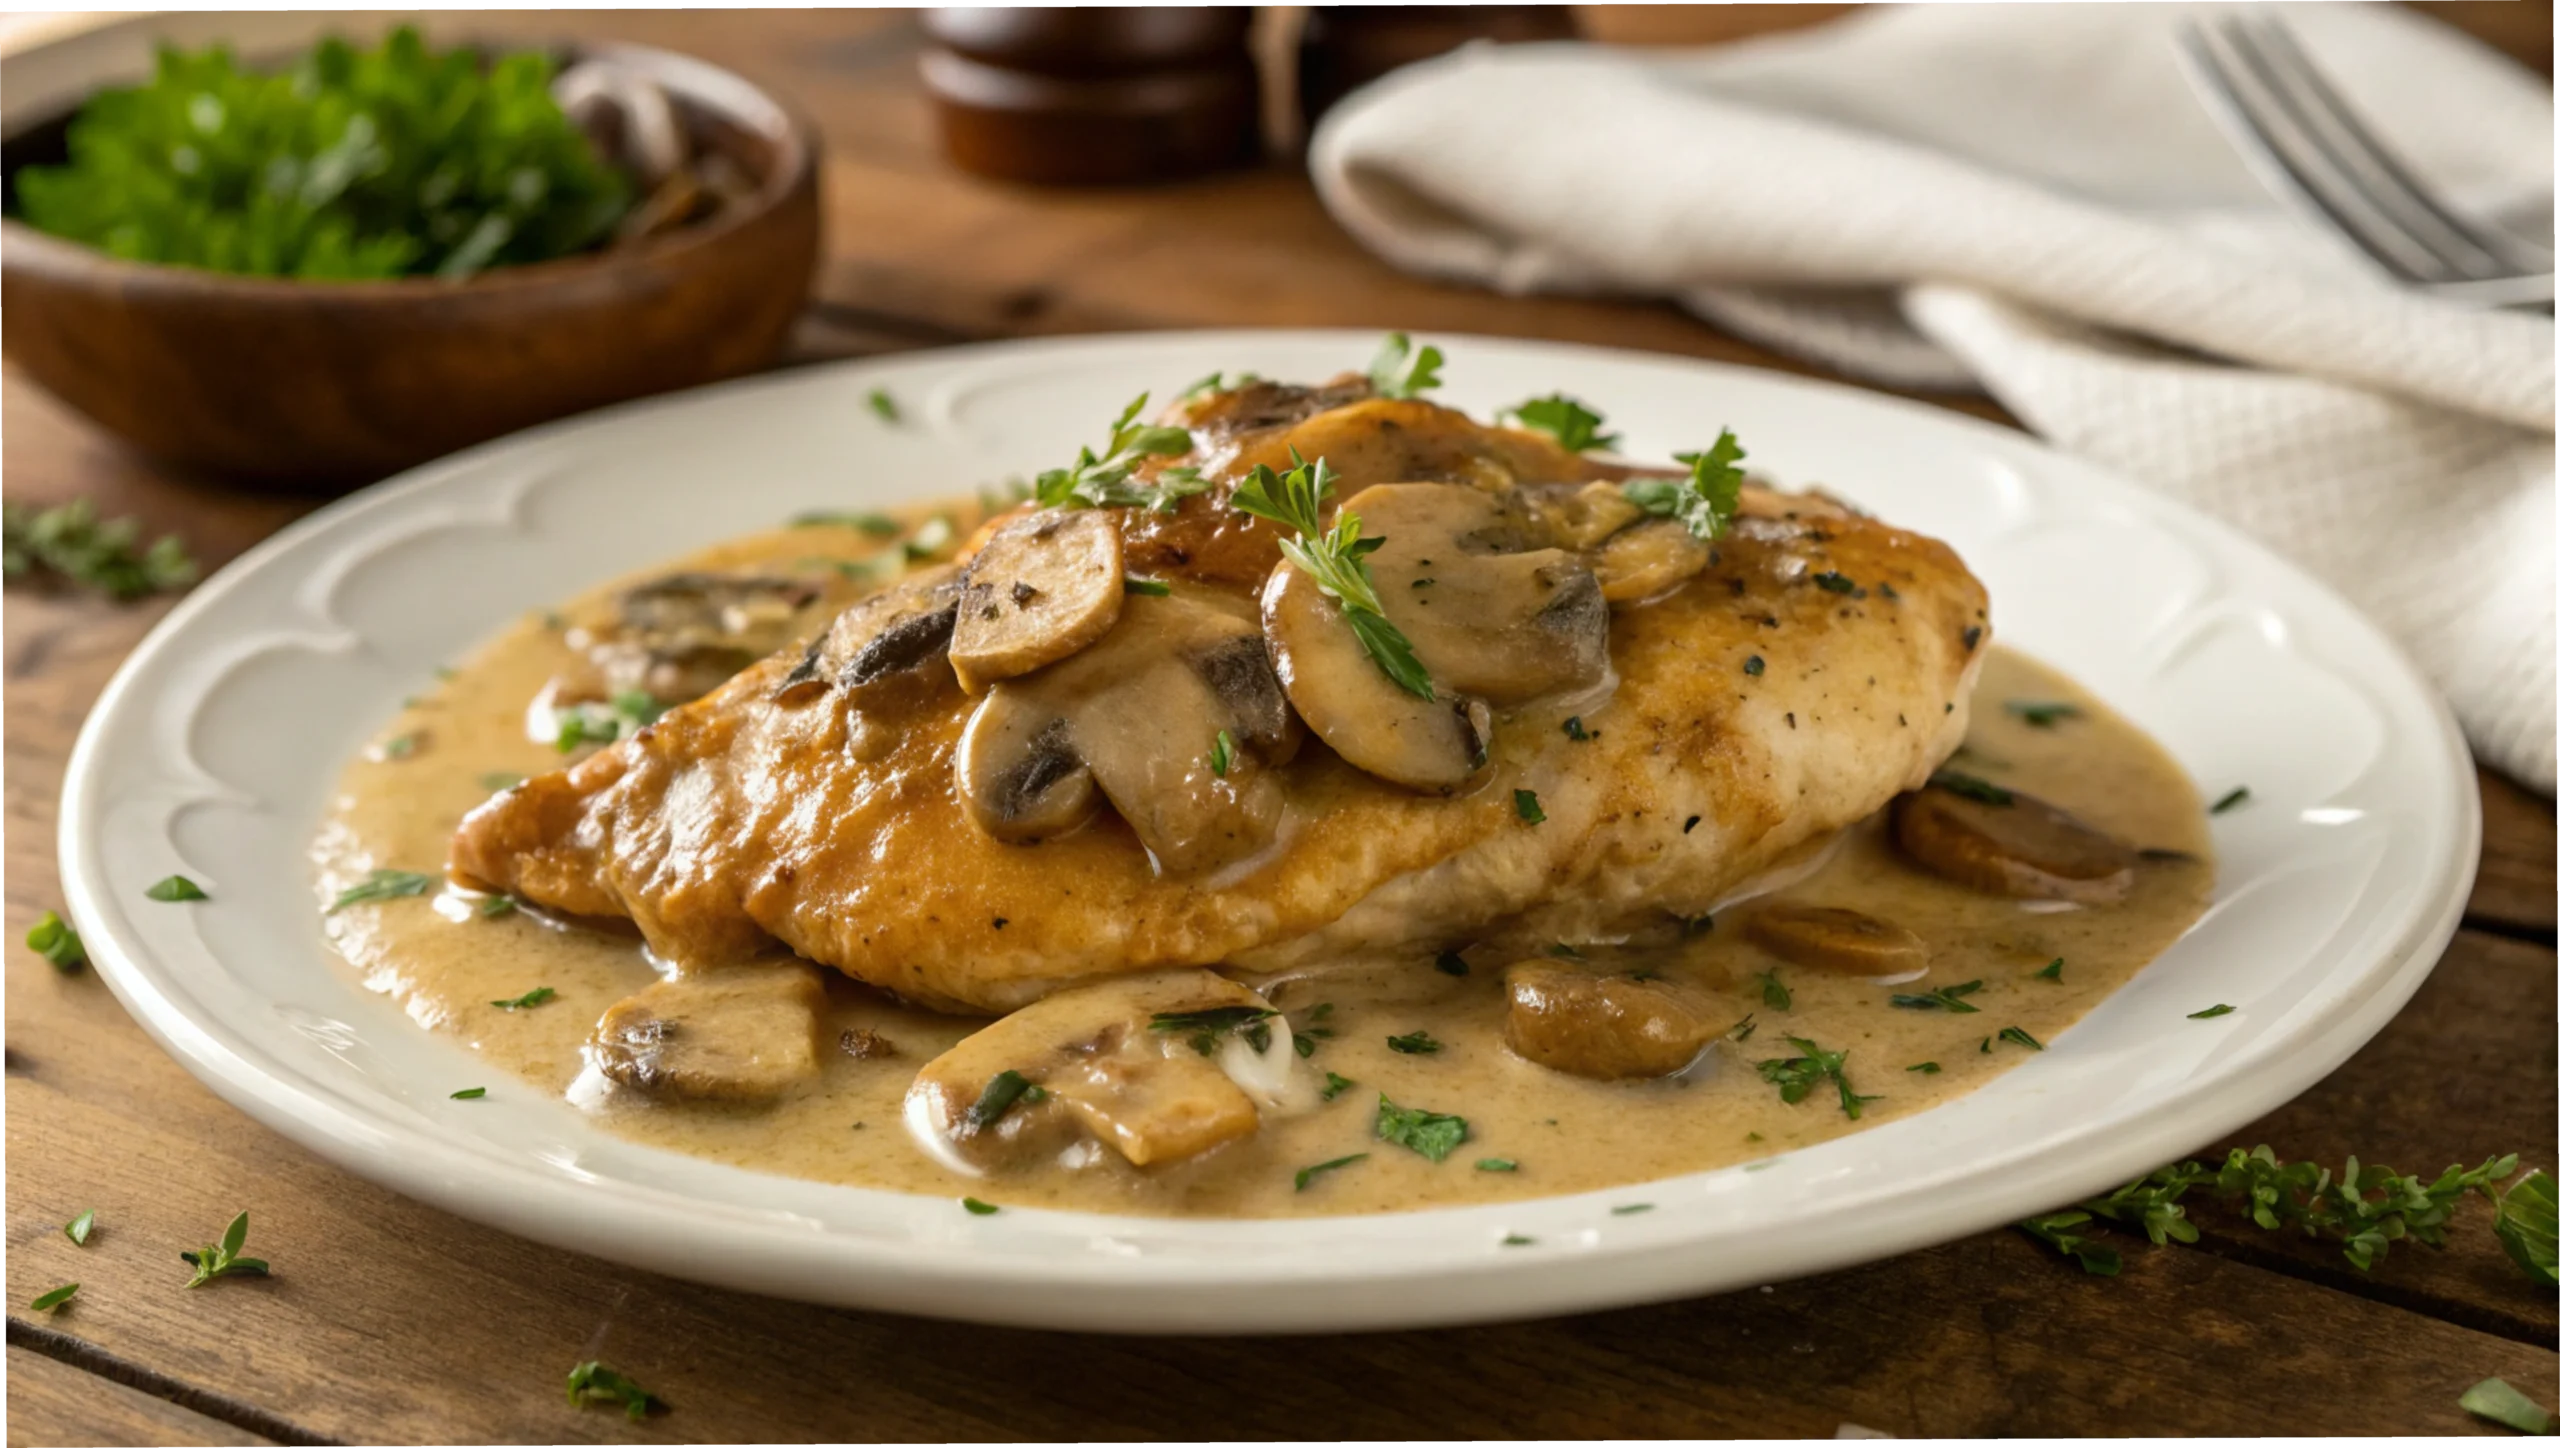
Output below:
[1502,961,1728,1080]
[1595,519,1713,606]
[904,970,1285,1173]
[1892,782,2138,904]
[1744,903,1928,977]
[588,964,827,1103]
[1261,552,1493,793]
[1348,483,1610,704]
[776,565,964,756]
[578,572,822,703]
[1547,480,1648,550]
[957,593,1299,873]
[948,509,1125,693]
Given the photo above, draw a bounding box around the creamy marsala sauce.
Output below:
[316,510,2213,1219]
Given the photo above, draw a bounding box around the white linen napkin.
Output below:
[1310,2,2557,791]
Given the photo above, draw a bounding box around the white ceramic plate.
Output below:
[62,330,2477,1333]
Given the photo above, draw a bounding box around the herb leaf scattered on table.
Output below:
[3,501,197,601]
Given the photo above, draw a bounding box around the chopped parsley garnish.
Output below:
[377,733,419,760]
[1386,1031,1442,1055]
[1996,1026,2044,1051]
[2035,958,2064,982]
[451,1087,487,1100]
[2462,1379,2555,1436]
[566,1360,666,1420]
[490,987,556,1011]
[2210,786,2251,815]
[1322,1071,1356,1102]
[960,1197,999,1216]
[1743,654,1765,677]
[180,1211,268,1287]
[1209,728,1234,777]
[146,875,207,902]
[1505,394,1618,453]
[1034,393,1203,512]
[1476,1158,1518,1173]
[3,499,197,600]
[1124,575,1172,597]
[477,894,518,919]
[1623,430,1744,542]
[965,1069,1042,1130]
[1375,1093,1469,1162]
[1754,970,1791,1010]
[1229,451,1431,698]
[1367,331,1444,398]
[1755,1036,1878,1120]
[866,387,900,422]
[28,1283,79,1312]
[1294,1153,1368,1191]
[1150,1005,1279,1056]
[554,689,666,753]
[1927,769,2014,806]
[1291,1001,1336,1058]
[1907,1061,1942,1074]
[63,1209,95,1246]
[1611,1203,1655,1216]
[1562,715,1589,741]
[480,771,527,791]
[1811,571,1857,594]
[1434,951,1470,976]
[2188,1004,2235,1019]
[2004,700,2082,727]
[328,868,433,913]
[26,910,87,970]
[1513,789,1545,824]
[1890,979,1984,1013]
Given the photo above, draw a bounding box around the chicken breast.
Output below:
[451,380,1989,1014]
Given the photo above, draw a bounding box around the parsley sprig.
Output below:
[1506,394,1618,453]
[1376,1094,1468,1162]
[1034,394,1204,512]
[1367,332,1444,398]
[1229,451,1432,699]
[1623,430,1745,542]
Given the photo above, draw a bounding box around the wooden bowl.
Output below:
[0,41,820,487]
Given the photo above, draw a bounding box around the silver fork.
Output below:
[2175,10,2555,309]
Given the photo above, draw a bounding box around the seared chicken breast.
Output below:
[451,378,1990,1015]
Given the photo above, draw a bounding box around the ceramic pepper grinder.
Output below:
[920,8,1262,185]
[1296,5,1578,133]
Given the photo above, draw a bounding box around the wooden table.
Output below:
[7,9,2554,1442]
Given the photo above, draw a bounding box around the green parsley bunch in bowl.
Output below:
[0,24,819,485]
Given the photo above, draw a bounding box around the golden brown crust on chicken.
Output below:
[451,390,1989,1014]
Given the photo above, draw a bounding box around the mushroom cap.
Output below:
[1261,555,1493,794]
[1742,902,1929,977]
[1348,483,1611,705]
[588,964,827,1103]
[1891,782,2138,904]
[1501,961,1727,1080]
[957,591,1300,874]
[948,508,1126,693]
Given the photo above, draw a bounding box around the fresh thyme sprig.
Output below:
[180,1211,269,1287]
[1624,429,1745,543]
[1229,451,1433,698]
[1034,394,1206,512]
[2018,1149,2552,1283]
[3,500,198,601]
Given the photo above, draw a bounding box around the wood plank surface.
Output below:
[4,5,2553,1444]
